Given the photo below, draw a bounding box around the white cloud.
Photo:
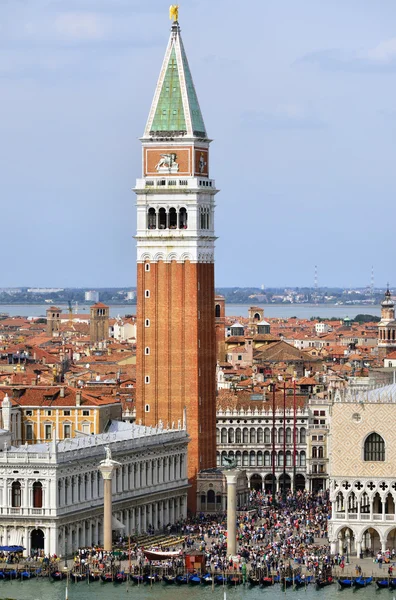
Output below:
[55,12,106,41]
[364,38,396,63]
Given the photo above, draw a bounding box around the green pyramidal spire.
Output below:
[144,22,207,139]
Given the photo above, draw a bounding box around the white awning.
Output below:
[112,516,125,530]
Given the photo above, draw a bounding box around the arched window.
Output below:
[264,428,271,444]
[242,451,249,466]
[250,451,256,466]
[278,452,284,467]
[147,207,156,229]
[228,429,234,444]
[286,427,292,444]
[257,451,263,466]
[257,427,263,443]
[300,428,306,444]
[243,428,249,444]
[278,428,284,444]
[312,446,317,459]
[221,428,227,443]
[159,207,167,229]
[33,481,43,508]
[250,429,256,444]
[11,481,21,508]
[264,451,271,466]
[179,207,188,229]
[216,429,220,444]
[235,428,241,443]
[236,451,241,466]
[364,433,385,461]
[300,451,306,467]
[318,446,324,458]
[215,304,221,318]
[169,207,177,229]
[286,451,292,466]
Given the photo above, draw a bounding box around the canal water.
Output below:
[0,579,385,600]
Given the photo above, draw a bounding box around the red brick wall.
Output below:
[136,260,216,511]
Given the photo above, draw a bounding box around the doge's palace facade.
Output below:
[329,384,396,556]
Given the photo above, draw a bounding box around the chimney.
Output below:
[60,387,65,398]
[76,391,81,407]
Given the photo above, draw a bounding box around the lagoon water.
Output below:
[0,304,381,320]
[0,579,381,600]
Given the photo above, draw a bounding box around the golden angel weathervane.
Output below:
[169,4,179,22]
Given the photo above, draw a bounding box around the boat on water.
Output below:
[162,574,176,584]
[130,574,144,584]
[20,571,31,580]
[214,574,226,585]
[294,575,312,588]
[248,575,260,586]
[100,573,113,583]
[281,577,293,588]
[261,576,274,586]
[201,573,213,585]
[143,573,160,584]
[114,572,127,583]
[353,576,372,588]
[376,579,390,589]
[227,574,241,585]
[189,575,201,585]
[338,577,353,588]
[316,576,334,588]
[51,571,65,581]
[143,549,181,562]
[175,574,188,584]
[89,573,101,582]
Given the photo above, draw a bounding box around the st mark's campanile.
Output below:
[134,12,218,510]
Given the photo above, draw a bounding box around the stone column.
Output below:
[98,461,116,552]
[224,470,239,557]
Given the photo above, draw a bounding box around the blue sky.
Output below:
[1,0,396,288]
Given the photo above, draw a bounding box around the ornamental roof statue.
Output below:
[169,5,179,22]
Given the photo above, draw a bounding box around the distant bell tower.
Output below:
[378,287,396,359]
[46,306,61,337]
[134,11,218,510]
[90,303,110,345]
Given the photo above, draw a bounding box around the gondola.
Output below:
[281,577,293,588]
[144,573,160,584]
[101,573,113,583]
[248,575,260,586]
[89,573,100,582]
[316,576,334,588]
[338,578,353,588]
[114,572,127,583]
[129,574,144,584]
[4,570,18,580]
[189,574,201,585]
[0,571,6,580]
[294,575,312,588]
[353,576,372,588]
[390,578,396,590]
[51,571,65,581]
[162,574,176,584]
[20,571,31,580]
[71,572,86,582]
[376,579,390,589]
[227,574,241,586]
[261,576,274,586]
[214,574,226,585]
[201,573,213,585]
[175,574,188,584]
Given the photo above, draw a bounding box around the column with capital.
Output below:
[98,446,120,552]
[224,470,239,557]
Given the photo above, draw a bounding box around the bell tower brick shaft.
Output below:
[134,19,218,511]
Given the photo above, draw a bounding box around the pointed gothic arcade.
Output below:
[134,17,218,511]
